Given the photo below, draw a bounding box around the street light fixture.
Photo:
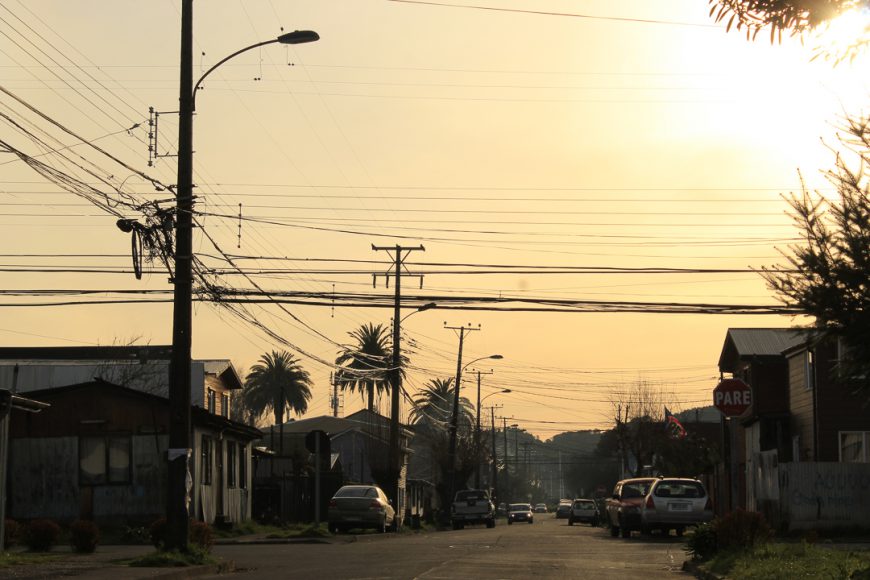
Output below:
[168,2,318,552]
[399,302,437,324]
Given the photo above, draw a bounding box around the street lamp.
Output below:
[446,353,503,503]
[399,302,437,324]
[168,3,318,552]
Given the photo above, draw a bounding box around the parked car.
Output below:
[533,503,549,513]
[507,503,534,524]
[327,484,396,534]
[451,489,496,529]
[605,477,656,538]
[555,500,573,519]
[568,498,600,526]
[640,478,713,536]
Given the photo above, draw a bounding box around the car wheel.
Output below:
[378,517,387,533]
[641,525,651,535]
[529,519,534,524]
[568,518,574,526]
[675,526,685,537]
[328,522,338,534]
[486,518,495,529]
[507,520,513,525]
[610,523,619,537]
[621,526,631,538]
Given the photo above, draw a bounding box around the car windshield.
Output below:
[654,480,706,499]
[621,482,651,498]
[334,486,377,498]
[509,504,531,512]
[456,490,488,501]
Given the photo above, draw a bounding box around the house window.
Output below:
[227,441,237,488]
[201,435,213,485]
[221,393,229,418]
[840,432,870,463]
[792,435,801,463]
[239,445,247,489]
[805,350,815,391]
[207,390,216,413]
[80,435,131,485]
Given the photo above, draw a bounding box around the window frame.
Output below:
[220,393,229,418]
[805,350,815,391]
[227,441,237,488]
[201,435,213,485]
[79,434,132,486]
[239,444,247,489]
[839,431,870,463]
[207,389,216,414]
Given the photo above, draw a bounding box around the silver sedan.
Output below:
[327,484,396,533]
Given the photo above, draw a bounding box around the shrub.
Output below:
[150,517,167,548]
[4,519,20,548]
[189,521,213,552]
[685,521,718,561]
[149,517,212,552]
[25,519,61,552]
[69,519,100,553]
[716,509,772,551]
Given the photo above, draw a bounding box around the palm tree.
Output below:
[243,350,312,455]
[335,323,395,411]
[410,377,473,429]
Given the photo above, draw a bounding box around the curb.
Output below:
[214,537,332,546]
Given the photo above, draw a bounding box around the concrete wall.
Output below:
[779,462,870,530]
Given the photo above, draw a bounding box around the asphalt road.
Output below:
[212,514,692,580]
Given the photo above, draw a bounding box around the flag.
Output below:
[664,407,687,439]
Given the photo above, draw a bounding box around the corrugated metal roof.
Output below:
[727,328,806,356]
[718,327,807,370]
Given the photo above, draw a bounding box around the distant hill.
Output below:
[545,430,603,455]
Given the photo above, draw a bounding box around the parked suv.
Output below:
[640,477,713,536]
[605,477,655,538]
[568,498,600,526]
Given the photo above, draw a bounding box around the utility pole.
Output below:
[474,369,494,488]
[330,372,338,417]
[445,323,479,504]
[502,417,509,502]
[490,406,501,506]
[372,244,424,523]
[166,0,194,553]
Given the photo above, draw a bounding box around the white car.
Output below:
[640,478,713,536]
[568,498,600,526]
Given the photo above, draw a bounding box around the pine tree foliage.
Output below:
[761,115,870,390]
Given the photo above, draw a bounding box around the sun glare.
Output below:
[813,5,870,63]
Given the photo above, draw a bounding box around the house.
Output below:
[0,345,243,417]
[716,328,805,511]
[784,336,870,463]
[716,328,870,530]
[7,380,261,526]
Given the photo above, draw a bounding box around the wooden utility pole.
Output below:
[474,369,494,488]
[445,323,479,502]
[372,244,424,524]
[167,0,194,552]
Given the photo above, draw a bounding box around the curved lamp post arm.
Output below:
[192,30,319,110]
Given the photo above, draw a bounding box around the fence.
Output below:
[752,457,870,531]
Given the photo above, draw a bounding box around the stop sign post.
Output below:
[713,378,752,417]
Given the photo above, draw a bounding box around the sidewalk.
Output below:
[0,544,230,580]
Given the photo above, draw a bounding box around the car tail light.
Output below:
[645,495,655,510]
[328,499,336,508]
[369,499,384,511]
[704,497,713,511]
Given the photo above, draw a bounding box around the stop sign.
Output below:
[713,378,752,417]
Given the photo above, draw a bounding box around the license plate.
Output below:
[668,503,690,511]
[467,500,476,507]
[346,517,362,521]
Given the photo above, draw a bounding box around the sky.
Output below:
[1,0,867,439]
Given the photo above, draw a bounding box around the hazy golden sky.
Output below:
[1,0,867,437]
